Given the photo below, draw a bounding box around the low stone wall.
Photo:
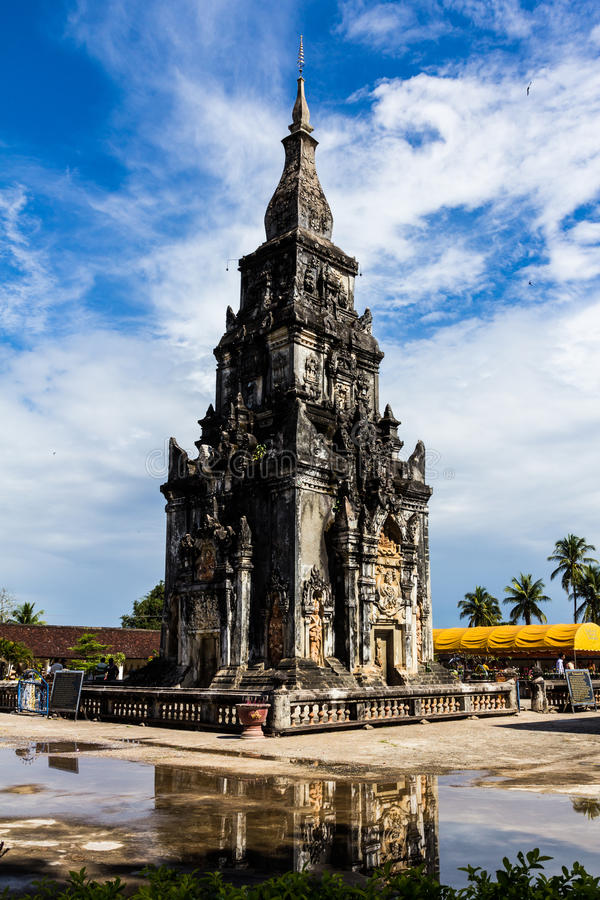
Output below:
[530,678,600,713]
[272,681,516,733]
[0,679,517,733]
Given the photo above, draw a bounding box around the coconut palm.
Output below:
[11,601,46,625]
[572,798,600,820]
[458,586,501,627]
[503,574,551,626]
[574,565,600,624]
[548,534,597,624]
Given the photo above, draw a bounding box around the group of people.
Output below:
[555,653,576,675]
[94,656,120,681]
[46,656,120,681]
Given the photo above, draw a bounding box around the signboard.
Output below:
[48,755,79,774]
[565,669,597,712]
[50,670,84,718]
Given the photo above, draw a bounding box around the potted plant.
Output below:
[236,696,271,739]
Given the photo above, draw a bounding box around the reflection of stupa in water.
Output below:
[152,768,439,878]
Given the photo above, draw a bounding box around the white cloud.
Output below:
[0,330,211,623]
[0,186,59,334]
[338,0,600,55]
[316,58,600,318]
[381,292,600,623]
[338,1,448,51]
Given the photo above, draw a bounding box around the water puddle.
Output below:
[0,745,599,890]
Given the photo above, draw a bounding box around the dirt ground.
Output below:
[2,704,600,794]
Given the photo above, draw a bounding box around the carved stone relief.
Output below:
[302,567,331,665]
[415,604,423,664]
[268,595,284,666]
[186,593,220,632]
[334,382,351,412]
[303,264,317,295]
[406,513,420,543]
[304,353,320,399]
[357,372,370,406]
[374,529,405,620]
[196,540,217,582]
[302,567,331,616]
[357,308,372,334]
[308,607,324,665]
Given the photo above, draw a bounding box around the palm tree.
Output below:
[503,574,551,625]
[548,534,597,624]
[572,798,600,820]
[574,565,600,624]
[11,602,46,625]
[458,586,501,627]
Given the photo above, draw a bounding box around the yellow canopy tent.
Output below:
[433,623,600,656]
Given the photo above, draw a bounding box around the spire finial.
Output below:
[290,36,312,134]
[297,34,304,77]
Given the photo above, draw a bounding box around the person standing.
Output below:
[556,653,565,676]
[105,658,119,682]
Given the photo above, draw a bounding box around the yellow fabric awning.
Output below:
[433,623,600,655]
[432,627,468,653]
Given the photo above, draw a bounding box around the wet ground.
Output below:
[2,709,600,891]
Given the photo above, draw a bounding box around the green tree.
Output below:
[574,564,600,624]
[69,632,111,675]
[458,586,502,627]
[572,797,600,820]
[0,637,33,674]
[548,534,597,624]
[121,581,164,630]
[11,601,46,625]
[0,587,16,623]
[503,574,551,625]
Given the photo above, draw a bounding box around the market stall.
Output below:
[434,623,600,681]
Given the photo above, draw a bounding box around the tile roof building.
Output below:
[0,623,159,674]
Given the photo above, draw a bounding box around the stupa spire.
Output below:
[264,39,333,241]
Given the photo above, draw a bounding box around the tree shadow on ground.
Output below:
[497,713,600,736]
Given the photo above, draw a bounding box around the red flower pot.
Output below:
[236,702,270,739]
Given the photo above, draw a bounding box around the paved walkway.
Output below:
[2,706,600,793]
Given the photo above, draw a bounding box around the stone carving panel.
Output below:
[185,593,220,632]
[334,382,351,412]
[267,567,289,666]
[308,607,324,665]
[374,529,405,621]
[304,353,320,399]
[268,595,284,666]
[302,567,332,666]
[196,540,217,582]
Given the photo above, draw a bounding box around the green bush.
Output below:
[3,850,600,899]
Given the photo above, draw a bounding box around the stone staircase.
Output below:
[404,661,456,686]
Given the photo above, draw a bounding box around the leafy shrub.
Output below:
[3,850,600,899]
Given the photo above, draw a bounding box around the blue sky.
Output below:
[1,0,600,628]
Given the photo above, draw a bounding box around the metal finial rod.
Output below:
[297,34,304,77]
